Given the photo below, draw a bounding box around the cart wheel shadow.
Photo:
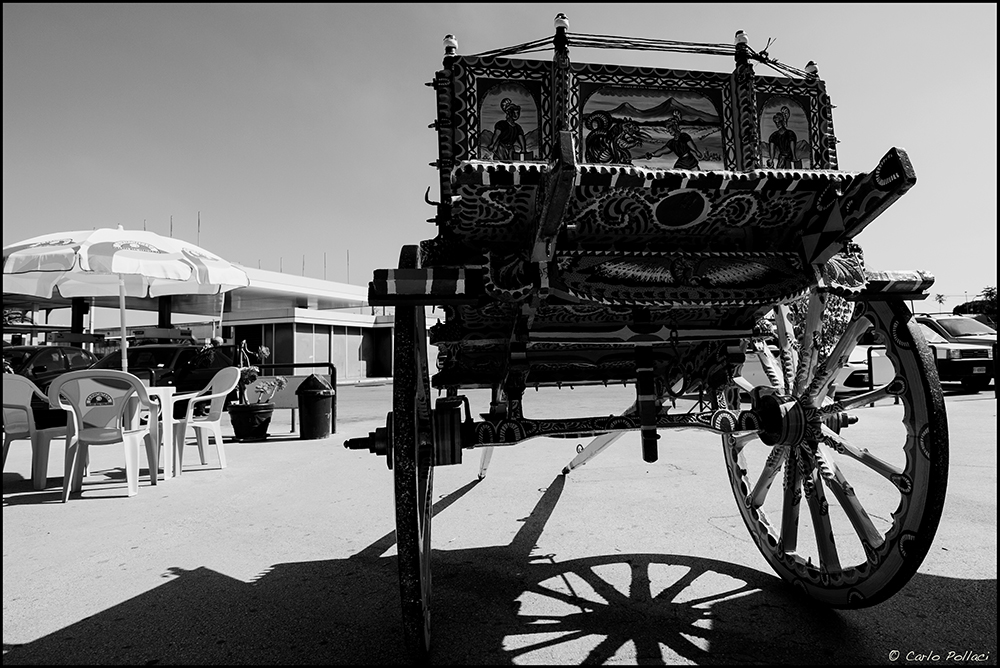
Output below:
[2,475,995,665]
[423,475,798,664]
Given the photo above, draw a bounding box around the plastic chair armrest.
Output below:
[2,403,34,431]
[2,404,31,418]
[182,388,231,422]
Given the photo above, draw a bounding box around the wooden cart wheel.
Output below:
[724,292,948,607]
[392,245,435,657]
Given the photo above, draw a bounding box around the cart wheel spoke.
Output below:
[801,446,842,573]
[750,340,787,393]
[825,381,900,412]
[820,425,905,485]
[791,290,827,396]
[724,294,948,607]
[748,445,786,509]
[806,312,874,403]
[779,446,803,554]
[815,443,886,549]
[772,304,798,394]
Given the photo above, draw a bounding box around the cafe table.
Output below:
[142,383,178,480]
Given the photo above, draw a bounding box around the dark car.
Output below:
[90,343,237,417]
[4,344,103,429]
[3,345,101,391]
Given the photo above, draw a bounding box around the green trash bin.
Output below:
[296,374,336,439]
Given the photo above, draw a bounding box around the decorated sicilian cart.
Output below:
[345,15,947,658]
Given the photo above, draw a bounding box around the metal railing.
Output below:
[251,363,337,432]
[254,362,337,380]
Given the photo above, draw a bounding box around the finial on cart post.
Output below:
[805,60,819,79]
[443,34,458,56]
[734,29,749,66]
[554,13,569,51]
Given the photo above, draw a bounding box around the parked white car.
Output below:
[915,314,997,346]
[916,323,994,391]
[736,341,893,399]
[737,322,994,396]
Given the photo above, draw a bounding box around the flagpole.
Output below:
[88,297,96,354]
[119,274,129,374]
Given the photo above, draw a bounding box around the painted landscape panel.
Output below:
[581,86,725,170]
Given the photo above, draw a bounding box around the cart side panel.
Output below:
[755,73,839,171]
[436,55,838,181]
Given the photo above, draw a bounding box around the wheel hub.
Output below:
[343,412,394,469]
[752,390,810,447]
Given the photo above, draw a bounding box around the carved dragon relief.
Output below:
[552,250,812,306]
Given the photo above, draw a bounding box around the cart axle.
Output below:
[344,413,393,469]
[344,395,863,467]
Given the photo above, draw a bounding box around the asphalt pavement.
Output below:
[3,380,996,665]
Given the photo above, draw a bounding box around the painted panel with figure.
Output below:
[445,56,552,164]
[754,73,838,170]
[758,95,811,169]
[478,82,541,161]
[580,86,725,170]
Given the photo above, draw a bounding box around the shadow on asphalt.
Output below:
[4,473,997,665]
[1,431,308,506]
[3,468,162,505]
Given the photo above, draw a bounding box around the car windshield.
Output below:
[3,349,33,371]
[918,323,948,344]
[937,317,996,337]
[94,348,179,369]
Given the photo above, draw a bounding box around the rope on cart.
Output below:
[746,49,815,79]
[465,31,815,80]
[467,32,736,59]
[467,36,555,58]
[570,32,736,56]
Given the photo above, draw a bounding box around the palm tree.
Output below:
[953,286,997,320]
[933,294,947,312]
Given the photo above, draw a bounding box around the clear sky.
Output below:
[4,3,997,323]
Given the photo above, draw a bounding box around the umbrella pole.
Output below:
[119,273,129,374]
[216,292,225,339]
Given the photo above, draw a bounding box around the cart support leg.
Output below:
[478,447,494,480]
[562,432,623,475]
[636,346,659,463]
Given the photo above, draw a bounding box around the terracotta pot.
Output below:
[228,402,275,442]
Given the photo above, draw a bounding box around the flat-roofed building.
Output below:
[4,266,415,384]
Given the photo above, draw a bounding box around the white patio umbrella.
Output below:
[3,226,250,373]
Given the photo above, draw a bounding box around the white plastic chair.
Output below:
[48,369,161,502]
[3,374,70,490]
[172,366,240,474]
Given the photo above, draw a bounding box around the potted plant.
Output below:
[228,341,287,441]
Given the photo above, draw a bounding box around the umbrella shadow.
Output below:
[3,474,996,665]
